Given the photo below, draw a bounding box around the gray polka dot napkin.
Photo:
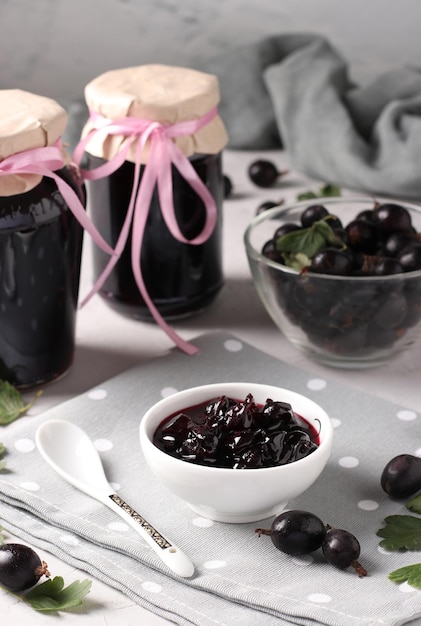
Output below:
[0,332,420,626]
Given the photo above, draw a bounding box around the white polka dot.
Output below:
[88,389,108,400]
[358,499,379,511]
[14,438,35,453]
[204,560,227,570]
[306,378,327,391]
[338,456,359,468]
[192,517,214,528]
[161,387,178,398]
[142,581,162,593]
[60,534,80,546]
[308,593,332,603]
[330,418,341,428]
[399,581,416,593]
[397,410,417,422]
[292,554,313,566]
[20,481,40,492]
[223,339,243,352]
[94,438,113,452]
[108,521,129,532]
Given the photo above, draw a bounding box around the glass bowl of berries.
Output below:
[244,197,421,368]
[139,382,333,523]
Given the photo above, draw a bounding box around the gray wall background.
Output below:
[1,0,420,100]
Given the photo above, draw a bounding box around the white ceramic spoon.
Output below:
[35,419,194,578]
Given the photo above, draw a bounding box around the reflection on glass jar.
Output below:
[0,168,84,388]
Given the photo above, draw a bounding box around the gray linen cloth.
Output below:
[0,332,420,626]
[205,33,421,199]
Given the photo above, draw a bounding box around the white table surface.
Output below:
[3,149,421,624]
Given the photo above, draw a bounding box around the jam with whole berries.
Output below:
[86,152,224,320]
[153,393,319,469]
[0,168,85,388]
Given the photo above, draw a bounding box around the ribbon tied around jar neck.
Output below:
[0,141,115,258]
[71,107,221,355]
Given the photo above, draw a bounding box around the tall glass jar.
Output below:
[78,65,228,322]
[0,90,85,388]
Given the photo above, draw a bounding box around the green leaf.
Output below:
[275,219,343,268]
[0,381,42,425]
[296,183,341,201]
[282,252,312,271]
[406,494,421,514]
[388,563,421,589]
[24,576,92,612]
[297,190,319,201]
[377,515,421,551]
[319,183,341,197]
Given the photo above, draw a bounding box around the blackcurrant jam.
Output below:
[0,168,84,388]
[86,152,224,320]
[153,394,319,469]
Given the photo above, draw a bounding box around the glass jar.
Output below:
[0,90,85,388]
[85,152,223,320]
[78,64,228,322]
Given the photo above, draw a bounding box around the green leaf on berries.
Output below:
[275,219,343,264]
[24,576,92,612]
[388,564,421,589]
[282,252,312,271]
[406,494,421,514]
[0,381,42,425]
[377,515,421,551]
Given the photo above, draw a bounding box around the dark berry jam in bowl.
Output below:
[244,198,421,369]
[139,382,334,523]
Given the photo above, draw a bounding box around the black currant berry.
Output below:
[274,222,302,240]
[248,160,287,188]
[322,528,367,577]
[382,231,418,257]
[373,203,413,233]
[345,219,378,254]
[397,243,421,272]
[300,204,329,228]
[256,199,284,216]
[255,510,326,556]
[356,208,375,223]
[0,543,50,592]
[368,256,404,276]
[309,249,353,276]
[381,454,421,499]
[262,240,284,263]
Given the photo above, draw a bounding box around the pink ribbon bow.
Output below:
[0,141,115,257]
[73,107,220,356]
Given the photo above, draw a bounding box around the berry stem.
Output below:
[35,561,50,579]
[351,560,368,578]
[254,528,271,537]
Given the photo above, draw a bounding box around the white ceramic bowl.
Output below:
[139,382,334,523]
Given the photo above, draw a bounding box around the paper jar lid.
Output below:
[0,89,68,196]
[82,64,228,163]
